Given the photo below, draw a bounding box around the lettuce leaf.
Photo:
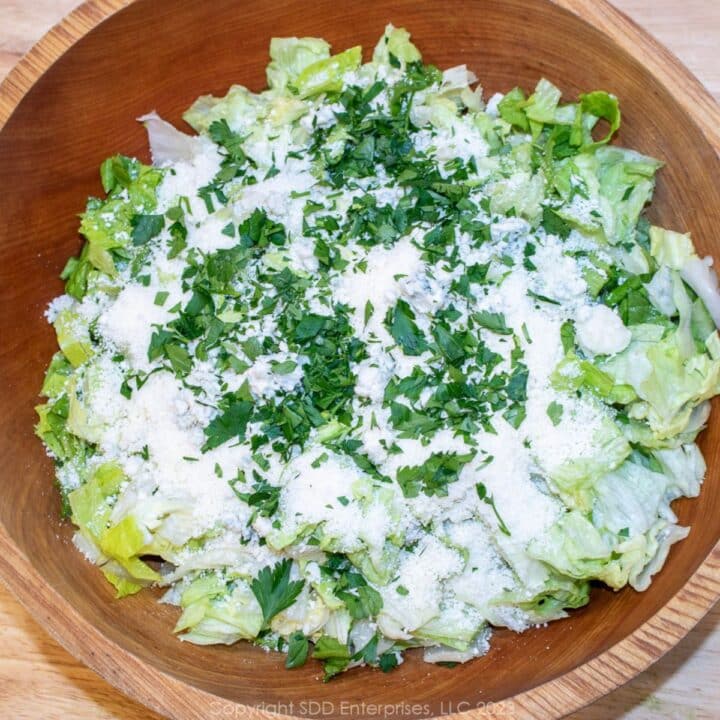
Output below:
[372,25,422,66]
[53,308,93,367]
[35,394,89,463]
[174,573,264,645]
[40,352,74,398]
[601,324,720,439]
[266,37,331,90]
[62,156,163,299]
[528,507,684,591]
[294,46,362,98]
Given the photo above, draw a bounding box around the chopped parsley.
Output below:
[397,451,475,498]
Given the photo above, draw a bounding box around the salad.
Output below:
[36,26,720,679]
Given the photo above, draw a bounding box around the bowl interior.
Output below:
[1,0,719,715]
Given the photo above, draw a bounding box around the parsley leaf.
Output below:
[474,310,512,335]
[167,219,187,258]
[338,584,383,620]
[476,482,511,536]
[615,285,661,326]
[560,320,576,354]
[209,119,247,159]
[208,119,251,182]
[147,329,193,377]
[131,213,164,246]
[272,359,297,375]
[251,559,305,628]
[432,323,466,365]
[546,400,564,426]
[389,61,442,117]
[385,299,428,355]
[163,343,192,376]
[202,395,254,452]
[379,650,400,672]
[320,554,384,620]
[238,208,287,249]
[334,437,392,483]
[312,636,351,681]
[541,206,572,239]
[293,314,327,341]
[353,634,379,665]
[285,632,309,669]
[397,451,475,498]
[232,476,280,519]
[363,300,374,327]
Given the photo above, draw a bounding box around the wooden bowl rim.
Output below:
[0,1,718,718]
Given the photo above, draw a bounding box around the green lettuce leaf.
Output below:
[415,602,484,651]
[528,507,682,591]
[579,91,620,148]
[35,393,89,463]
[372,25,422,66]
[496,573,590,624]
[649,225,695,270]
[174,573,264,644]
[40,352,74,398]
[53,307,93,367]
[266,37,331,90]
[294,46,362,98]
[601,324,720,439]
[63,156,163,299]
[184,85,263,133]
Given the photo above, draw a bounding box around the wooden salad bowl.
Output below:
[0,1,718,718]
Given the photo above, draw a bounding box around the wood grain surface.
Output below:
[0,2,718,719]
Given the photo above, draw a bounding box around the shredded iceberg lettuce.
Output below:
[35,24,720,680]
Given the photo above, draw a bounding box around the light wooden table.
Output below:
[0,2,718,719]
